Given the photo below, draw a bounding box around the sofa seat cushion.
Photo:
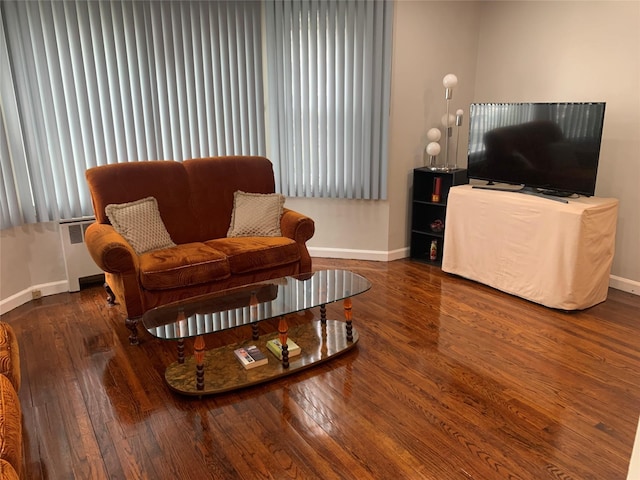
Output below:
[139,243,231,290]
[206,237,300,274]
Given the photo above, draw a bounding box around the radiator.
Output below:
[59,217,103,292]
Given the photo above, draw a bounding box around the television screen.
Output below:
[467,102,606,197]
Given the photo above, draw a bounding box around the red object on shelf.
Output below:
[432,177,442,202]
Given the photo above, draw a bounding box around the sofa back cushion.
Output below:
[86,161,200,244]
[183,156,277,241]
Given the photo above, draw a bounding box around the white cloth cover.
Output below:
[442,185,619,310]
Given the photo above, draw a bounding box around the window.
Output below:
[1,0,264,229]
[0,0,393,229]
[264,0,393,199]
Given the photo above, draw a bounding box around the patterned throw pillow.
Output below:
[105,197,176,254]
[227,191,285,237]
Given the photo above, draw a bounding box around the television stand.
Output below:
[442,185,619,310]
[472,184,569,203]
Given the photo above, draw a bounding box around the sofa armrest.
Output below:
[280,208,315,244]
[84,223,139,274]
[280,208,315,273]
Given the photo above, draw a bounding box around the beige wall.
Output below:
[386,1,481,254]
[0,222,66,310]
[474,1,640,285]
[1,1,639,312]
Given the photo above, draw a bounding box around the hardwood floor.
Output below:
[2,258,639,479]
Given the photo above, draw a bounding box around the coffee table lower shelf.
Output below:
[164,319,359,396]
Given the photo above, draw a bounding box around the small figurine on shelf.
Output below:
[430,219,444,233]
[430,240,438,261]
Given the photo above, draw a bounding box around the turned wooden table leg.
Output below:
[250,291,259,340]
[194,336,205,391]
[320,304,327,324]
[176,310,187,362]
[344,298,353,342]
[278,316,289,368]
[177,339,185,364]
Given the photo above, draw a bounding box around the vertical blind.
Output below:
[0,0,393,230]
[264,0,392,200]
[1,0,264,228]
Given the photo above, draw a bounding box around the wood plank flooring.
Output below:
[2,258,639,479]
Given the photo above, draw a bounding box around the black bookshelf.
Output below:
[410,168,468,266]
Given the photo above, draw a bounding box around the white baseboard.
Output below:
[609,275,640,296]
[0,281,69,316]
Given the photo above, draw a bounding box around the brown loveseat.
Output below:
[85,156,315,344]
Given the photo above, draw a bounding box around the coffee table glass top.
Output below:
[143,269,371,341]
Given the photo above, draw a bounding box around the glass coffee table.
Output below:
[143,269,371,395]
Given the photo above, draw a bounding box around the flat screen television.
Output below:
[467,102,606,198]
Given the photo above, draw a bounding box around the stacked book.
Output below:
[234,345,268,369]
[266,338,301,360]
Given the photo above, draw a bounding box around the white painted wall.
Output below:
[2,1,639,313]
[0,222,68,313]
[473,0,640,290]
[385,0,480,257]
